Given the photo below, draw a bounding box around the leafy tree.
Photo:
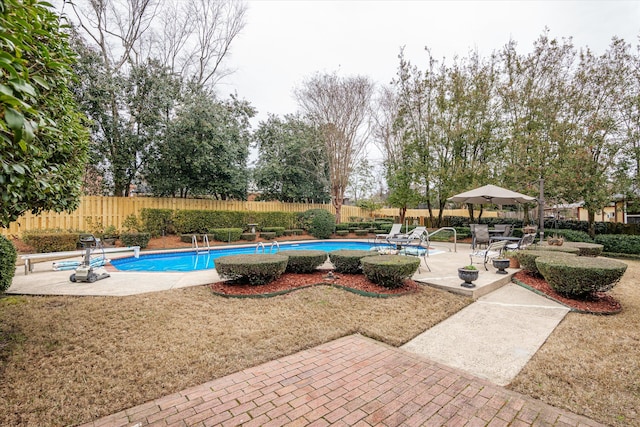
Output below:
[67,0,247,195]
[253,114,330,203]
[0,0,88,227]
[144,89,254,199]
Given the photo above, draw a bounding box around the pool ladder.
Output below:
[255,241,280,254]
[192,234,211,253]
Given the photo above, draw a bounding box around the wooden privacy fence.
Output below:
[1,197,365,236]
[1,197,497,237]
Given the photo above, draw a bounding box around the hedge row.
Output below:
[141,208,299,236]
[22,232,79,253]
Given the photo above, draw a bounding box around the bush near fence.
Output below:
[140,209,299,235]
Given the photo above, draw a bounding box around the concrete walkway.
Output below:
[402,283,570,386]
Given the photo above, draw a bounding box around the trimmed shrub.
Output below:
[361,255,420,288]
[329,249,376,274]
[22,232,79,253]
[252,212,297,229]
[279,250,327,273]
[283,229,295,236]
[261,226,286,237]
[297,209,335,239]
[516,250,575,276]
[140,208,174,236]
[335,223,350,231]
[529,245,580,255]
[594,234,640,255]
[536,256,627,298]
[120,232,151,249]
[354,229,368,236]
[215,254,288,285]
[335,230,349,236]
[209,228,243,242]
[241,233,256,241]
[0,235,17,292]
[291,229,305,236]
[260,232,276,240]
[562,242,603,257]
[547,229,593,243]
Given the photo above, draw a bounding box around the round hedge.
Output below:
[0,235,17,292]
[516,250,576,276]
[536,256,627,298]
[529,244,580,255]
[329,250,376,274]
[361,255,420,289]
[215,254,288,285]
[562,242,604,257]
[279,250,328,274]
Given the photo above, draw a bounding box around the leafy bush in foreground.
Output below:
[329,250,376,274]
[361,255,420,288]
[215,254,288,285]
[0,236,17,292]
[536,256,627,298]
[279,250,327,273]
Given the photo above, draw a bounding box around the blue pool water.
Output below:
[110,241,429,272]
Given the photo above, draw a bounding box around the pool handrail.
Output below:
[427,227,457,253]
[255,242,265,254]
[270,241,280,253]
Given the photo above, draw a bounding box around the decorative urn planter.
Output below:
[492,258,510,274]
[458,267,479,288]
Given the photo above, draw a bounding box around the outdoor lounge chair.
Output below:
[375,223,403,244]
[469,240,507,270]
[387,226,427,246]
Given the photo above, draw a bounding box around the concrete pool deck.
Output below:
[8,241,513,298]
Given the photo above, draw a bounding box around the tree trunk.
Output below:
[333,198,342,224]
[588,211,596,238]
[398,206,407,225]
[467,204,475,223]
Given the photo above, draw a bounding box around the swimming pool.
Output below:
[110,241,434,272]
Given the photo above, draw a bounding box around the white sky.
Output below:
[220,0,640,126]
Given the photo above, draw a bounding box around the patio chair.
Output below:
[387,226,427,246]
[470,224,490,249]
[506,233,536,251]
[375,223,403,244]
[469,240,508,270]
[501,224,513,237]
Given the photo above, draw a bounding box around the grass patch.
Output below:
[510,259,640,426]
[0,286,469,426]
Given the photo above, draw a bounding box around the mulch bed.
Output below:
[513,271,622,314]
[209,271,421,298]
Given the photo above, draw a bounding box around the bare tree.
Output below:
[296,73,374,223]
[149,0,247,86]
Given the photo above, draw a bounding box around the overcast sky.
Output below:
[221,0,640,126]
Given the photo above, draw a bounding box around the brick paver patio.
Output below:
[81,334,603,427]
